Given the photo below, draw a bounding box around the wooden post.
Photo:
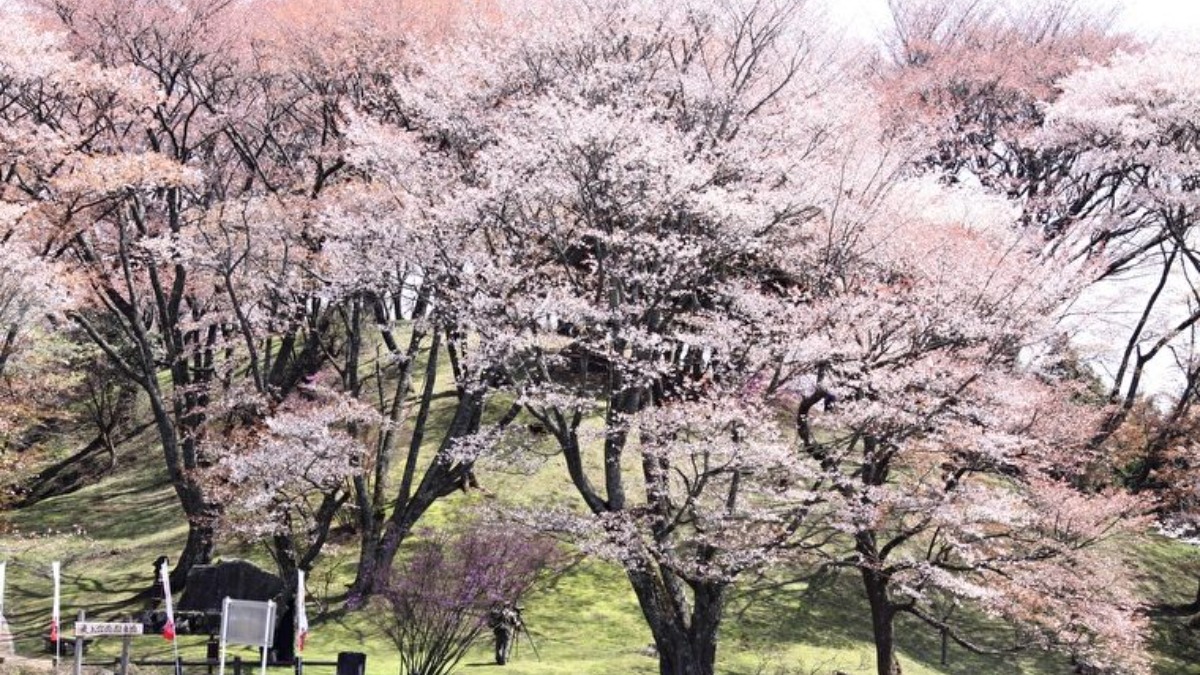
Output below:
[73,610,84,675]
[118,614,131,675]
[234,655,243,675]
[207,638,220,675]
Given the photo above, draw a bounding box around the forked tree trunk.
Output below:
[347,386,486,605]
[627,568,726,675]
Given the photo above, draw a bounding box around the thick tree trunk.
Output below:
[652,616,721,674]
[347,512,414,606]
[271,536,299,664]
[347,514,410,606]
[346,472,445,606]
[158,418,216,588]
[627,568,725,675]
[172,514,215,588]
[655,642,712,675]
[862,569,901,675]
[344,476,454,606]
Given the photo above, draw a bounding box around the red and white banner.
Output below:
[160,559,176,642]
[50,561,60,642]
[295,570,308,653]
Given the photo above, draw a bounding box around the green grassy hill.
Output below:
[3,409,1200,674]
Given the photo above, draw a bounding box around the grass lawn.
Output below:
[0,429,1124,675]
[3,340,1200,674]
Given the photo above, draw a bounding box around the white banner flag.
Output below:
[160,559,176,642]
[295,570,308,653]
[50,561,60,643]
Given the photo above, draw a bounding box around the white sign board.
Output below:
[223,599,275,647]
[218,598,275,675]
[75,622,144,637]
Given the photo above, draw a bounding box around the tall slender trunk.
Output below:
[347,382,484,604]
[862,568,901,675]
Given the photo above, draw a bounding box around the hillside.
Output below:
[2,418,1199,674]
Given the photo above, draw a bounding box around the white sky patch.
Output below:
[820,0,1200,41]
[1116,0,1200,40]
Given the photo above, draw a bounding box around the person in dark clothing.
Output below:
[487,603,523,665]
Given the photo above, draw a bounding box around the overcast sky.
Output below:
[823,0,1200,42]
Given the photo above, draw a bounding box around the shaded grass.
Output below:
[1134,535,1200,674]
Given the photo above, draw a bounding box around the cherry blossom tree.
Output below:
[878,11,1200,658]
[0,11,104,438]
[0,4,1161,674]
[876,0,1127,231]
[208,381,375,576]
[1030,44,1200,637]
[774,177,1151,674]
[0,233,70,438]
[204,377,378,660]
[6,0,511,595]
[1037,42,1200,450]
[0,0,368,583]
[317,8,535,603]
[373,2,868,673]
[339,2,1155,673]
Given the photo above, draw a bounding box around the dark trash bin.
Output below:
[336,651,366,675]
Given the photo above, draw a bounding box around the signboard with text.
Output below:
[74,622,144,637]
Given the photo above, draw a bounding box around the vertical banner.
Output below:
[160,560,176,641]
[0,560,6,617]
[159,559,181,675]
[295,570,308,654]
[51,560,60,666]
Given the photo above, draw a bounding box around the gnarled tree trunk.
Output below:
[627,566,726,675]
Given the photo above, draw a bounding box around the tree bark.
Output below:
[862,568,901,675]
[626,567,726,675]
[172,503,216,588]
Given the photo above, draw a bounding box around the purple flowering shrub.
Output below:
[373,522,560,675]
